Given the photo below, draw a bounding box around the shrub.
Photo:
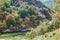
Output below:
[52,11,60,29]
[0,13,6,22]
[47,24,54,32]
[6,14,16,28]
[1,6,6,11]
[37,22,50,34]
[10,0,20,7]
[40,8,52,20]
[4,2,10,8]
[18,9,28,19]
[25,21,53,39]
[0,20,7,31]
[5,8,12,14]
[26,28,38,39]
[18,5,37,19]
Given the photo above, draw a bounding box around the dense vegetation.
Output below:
[0,0,60,40]
[0,0,53,32]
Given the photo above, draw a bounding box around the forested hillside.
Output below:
[0,0,54,33]
[0,0,60,40]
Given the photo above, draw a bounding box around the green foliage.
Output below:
[10,0,20,7]
[0,0,58,35]
[18,9,28,19]
[1,6,6,11]
[25,22,50,39]
[18,5,36,18]
[32,33,59,40]
[0,0,60,40]
[6,15,16,28]
[28,6,35,16]
[37,22,51,34]
[0,21,7,31]
[4,2,10,8]
[25,21,57,39]
[26,28,38,39]
[0,13,6,22]
[52,11,60,29]
[47,24,54,32]
[40,8,52,20]
[5,8,12,14]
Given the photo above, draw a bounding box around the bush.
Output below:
[52,11,60,29]
[1,6,6,11]
[6,14,16,28]
[18,9,28,19]
[47,24,54,32]
[4,2,10,8]
[40,8,52,20]
[37,22,50,34]
[26,28,38,39]
[0,13,6,22]
[10,0,20,7]
[25,21,52,39]
[5,8,12,14]
[0,20,7,31]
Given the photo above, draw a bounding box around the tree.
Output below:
[0,12,7,22]
[1,6,6,11]
[53,0,60,10]
[10,0,20,7]
[6,14,16,28]
[52,11,60,29]
[4,2,10,8]
[18,9,28,19]
[40,8,52,20]
[54,0,60,4]
[28,7,35,16]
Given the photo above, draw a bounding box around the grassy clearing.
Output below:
[0,33,25,39]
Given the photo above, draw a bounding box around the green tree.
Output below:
[4,2,10,8]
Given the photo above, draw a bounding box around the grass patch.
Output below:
[0,33,25,38]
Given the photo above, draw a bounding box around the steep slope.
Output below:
[12,0,55,13]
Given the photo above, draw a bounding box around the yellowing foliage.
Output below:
[53,10,60,28]
[55,10,60,19]
[56,0,60,3]
[0,0,2,2]
[12,11,19,17]
[0,0,4,7]
[24,16,30,24]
